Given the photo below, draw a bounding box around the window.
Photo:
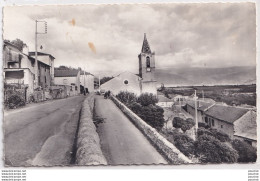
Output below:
[212,119,215,127]
[146,56,150,67]
[75,86,78,91]
[221,125,223,128]
[45,76,47,83]
[124,80,128,85]
[205,117,208,124]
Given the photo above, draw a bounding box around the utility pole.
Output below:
[98,73,101,92]
[194,90,198,139]
[84,67,86,95]
[35,20,38,88]
[35,20,47,89]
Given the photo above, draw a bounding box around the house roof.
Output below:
[205,105,249,124]
[158,95,173,102]
[54,69,79,77]
[29,52,55,59]
[186,100,215,112]
[3,40,20,50]
[234,110,257,141]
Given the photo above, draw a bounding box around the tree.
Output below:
[172,117,195,132]
[137,93,158,106]
[195,134,238,163]
[11,39,26,51]
[167,130,195,157]
[128,102,164,131]
[116,91,137,105]
[100,77,114,85]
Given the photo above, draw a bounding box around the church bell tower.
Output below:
[138,33,157,95]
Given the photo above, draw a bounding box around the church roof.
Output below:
[141,33,152,54]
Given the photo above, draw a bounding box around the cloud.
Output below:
[3,3,256,75]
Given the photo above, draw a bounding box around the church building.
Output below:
[100,34,157,96]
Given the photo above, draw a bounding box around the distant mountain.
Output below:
[155,66,256,87]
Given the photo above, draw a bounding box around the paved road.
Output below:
[4,96,85,166]
[95,96,168,165]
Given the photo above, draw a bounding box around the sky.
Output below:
[3,3,256,76]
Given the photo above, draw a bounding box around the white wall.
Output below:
[54,75,80,94]
[100,72,141,96]
[80,74,94,92]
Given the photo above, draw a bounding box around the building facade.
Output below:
[3,41,35,98]
[54,69,81,96]
[29,52,55,86]
[100,72,142,96]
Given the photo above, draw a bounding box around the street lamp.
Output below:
[35,20,47,88]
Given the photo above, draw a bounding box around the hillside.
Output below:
[155,66,256,87]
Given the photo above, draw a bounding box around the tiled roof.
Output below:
[186,100,215,112]
[205,105,248,123]
[54,69,79,77]
[234,110,257,141]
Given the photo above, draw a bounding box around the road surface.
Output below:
[4,96,85,166]
[95,96,168,165]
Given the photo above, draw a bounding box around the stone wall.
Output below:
[76,94,107,165]
[111,95,192,164]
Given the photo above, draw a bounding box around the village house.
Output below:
[203,105,249,138]
[80,70,94,93]
[29,52,55,85]
[54,69,81,96]
[186,100,215,123]
[3,41,35,100]
[185,100,256,147]
[3,41,56,102]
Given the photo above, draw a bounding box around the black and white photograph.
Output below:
[2,3,257,167]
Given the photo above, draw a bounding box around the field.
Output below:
[159,84,256,107]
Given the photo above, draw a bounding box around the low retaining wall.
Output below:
[76,94,107,165]
[111,96,192,164]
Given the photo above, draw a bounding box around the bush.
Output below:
[116,91,137,105]
[231,139,257,163]
[129,103,164,131]
[195,134,238,163]
[7,94,26,109]
[137,93,158,106]
[198,128,231,142]
[172,117,195,132]
[209,128,231,142]
[197,127,214,137]
[167,131,195,157]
